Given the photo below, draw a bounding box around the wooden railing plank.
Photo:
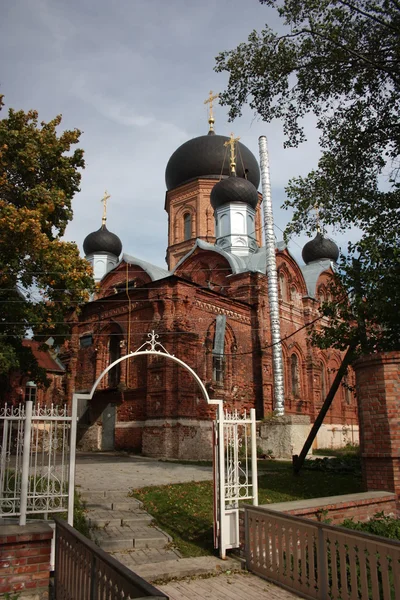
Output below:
[54,518,168,599]
[245,505,400,600]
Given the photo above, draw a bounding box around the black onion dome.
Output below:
[83,225,122,257]
[302,232,339,264]
[210,175,259,210]
[165,134,260,191]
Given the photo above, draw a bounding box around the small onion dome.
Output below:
[83,225,122,257]
[302,232,339,264]
[165,133,260,191]
[210,175,259,211]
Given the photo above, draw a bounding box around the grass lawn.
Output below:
[130,460,363,557]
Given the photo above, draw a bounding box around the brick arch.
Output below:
[276,251,309,297]
[175,250,232,291]
[315,269,336,302]
[98,263,153,299]
[174,204,196,243]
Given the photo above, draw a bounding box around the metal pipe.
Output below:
[258,136,285,416]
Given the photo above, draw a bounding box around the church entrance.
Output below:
[101,403,115,451]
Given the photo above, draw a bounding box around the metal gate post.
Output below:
[67,396,78,526]
[0,416,9,495]
[217,402,226,559]
[19,400,33,525]
[250,409,258,506]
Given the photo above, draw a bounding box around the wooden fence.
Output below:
[245,505,400,600]
[54,518,168,600]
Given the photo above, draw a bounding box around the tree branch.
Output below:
[337,0,399,33]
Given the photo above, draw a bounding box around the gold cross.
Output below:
[101,190,111,225]
[204,90,219,132]
[224,132,240,174]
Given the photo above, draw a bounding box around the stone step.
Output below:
[88,512,152,528]
[94,525,171,552]
[133,556,241,583]
[111,547,181,568]
[84,499,143,511]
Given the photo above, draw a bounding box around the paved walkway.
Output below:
[75,452,213,491]
[158,572,300,599]
[75,452,299,599]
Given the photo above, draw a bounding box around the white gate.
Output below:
[214,405,258,559]
[71,330,258,558]
[0,399,77,525]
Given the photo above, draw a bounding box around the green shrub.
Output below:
[303,455,361,474]
[342,511,400,541]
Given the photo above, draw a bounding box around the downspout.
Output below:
[258,136,285,416]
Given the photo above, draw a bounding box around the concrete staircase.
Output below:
[80,489,239,581]
[81,490,179,558]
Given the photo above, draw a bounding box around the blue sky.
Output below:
[0,0,342,267]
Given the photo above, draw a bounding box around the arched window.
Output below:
[108,333,122,387]
[183,213,191,241]
[279,272,287,301]
[320,362,327,402]
[291,354,300,397]
[343,376,352,405]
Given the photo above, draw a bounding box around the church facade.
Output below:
[62,118,358,459]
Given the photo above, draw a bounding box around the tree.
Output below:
[0,94,94,386]
[215,0,400,354]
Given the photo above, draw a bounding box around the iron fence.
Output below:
[0,400,77,525]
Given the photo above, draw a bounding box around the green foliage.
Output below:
[72,490,90,538]
[131,460,363,556]
[342,511,400,541]
[215,0,400,353]
[303,455,361,474]
[312,443,360,457]
[0,93,94,383]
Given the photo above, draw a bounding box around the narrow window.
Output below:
[80,334,93,348]
[212,315,226,386]
[320,363,327,402]
[108,334,122,387]
[25,381,37,403]
[213,355,225,384]
[291,354,300,397]
[344,376,352,405]
[184,213,191,241]
[279,272,287,300]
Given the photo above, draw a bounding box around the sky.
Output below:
[0,0,345,268]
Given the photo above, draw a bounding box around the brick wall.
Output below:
[0,523,52,599]
[354,351,400,510]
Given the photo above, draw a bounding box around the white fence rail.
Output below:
[0,400,77,525]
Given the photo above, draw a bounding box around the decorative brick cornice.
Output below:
[194,299,251,324]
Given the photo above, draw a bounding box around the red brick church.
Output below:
[62,114,358,459]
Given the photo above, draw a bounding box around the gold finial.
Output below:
[224,132,240,175]
[101,190,111,226]
[204,90,219,132]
